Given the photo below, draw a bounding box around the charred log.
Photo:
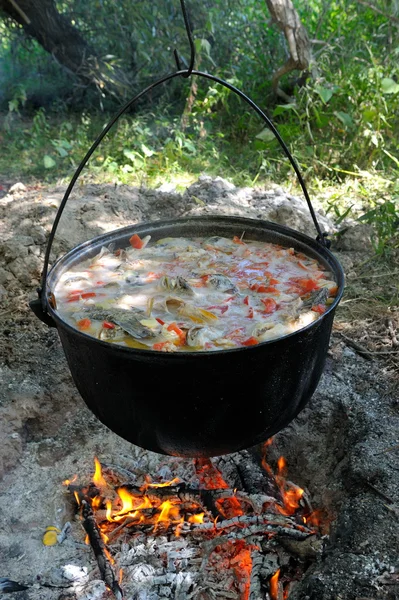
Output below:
[81,500,123,600]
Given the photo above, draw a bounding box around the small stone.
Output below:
[336,224,373,252]
[0,268,11,285]
[8,182,27,194]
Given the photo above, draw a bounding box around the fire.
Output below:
[188,513,204,524]
[63,475,77,486]
[230,541,253,600]
[145,477,180,489]
[93,457,107,488]
[195,459,244,518]
[270,568,281,600]
[275,484,304,516]
[67,448,323,600]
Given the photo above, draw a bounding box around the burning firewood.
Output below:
[80,500,123,600]
[63,446,326,600]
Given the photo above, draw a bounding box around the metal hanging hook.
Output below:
[174,0,195,77]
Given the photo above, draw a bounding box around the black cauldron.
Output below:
[30,46,344,457]
[32,215,343,457]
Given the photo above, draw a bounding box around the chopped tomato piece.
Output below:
[81,292,96,299]
[156,318,165,325]
[269,278,280,285]
[298,278,319,292]
[248,307,254,319]
[129,233,144,249]
[233,235,245,245]
[261,298,277,314]
[77,318,91,330]
[312,304,326,314]
[96,281,105,285]
[242,337,259,346]
[153,341,168,351]
[243,296,249,305]
[167,322,186,342]
[102,321,115,329]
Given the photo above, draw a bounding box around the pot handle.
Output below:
[34,76,330,320]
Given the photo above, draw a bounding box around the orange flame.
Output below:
[91,495,101,510]
[115,488,135,515]
[277,456,286,475]
[270,568,281,600]
[276,483,304,516]
[145,477,180,489]
[93,457,107,488]
[195,459,244,519]
[74,491,81,506]
[188,513,204,524]
[106,499,113,522]
[63,475,77,486]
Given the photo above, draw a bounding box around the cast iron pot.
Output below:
[30,66,344,457]
[33,214,344,457]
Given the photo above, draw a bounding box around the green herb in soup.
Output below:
[53,234,338,351]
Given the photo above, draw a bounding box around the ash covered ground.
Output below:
[0,177,398,600]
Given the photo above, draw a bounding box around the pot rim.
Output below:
[45,215,344,357]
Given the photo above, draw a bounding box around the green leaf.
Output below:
[43,155,56,169]
[314,86,334,104]
[123,148,138,162]
[255,128,275,143]
[334,111,354,129]
[140,143,154,157]
[381,78,399,94]
[272,104,298,117]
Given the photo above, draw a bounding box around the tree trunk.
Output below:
[265,0,312,101]
[0,0,131,100]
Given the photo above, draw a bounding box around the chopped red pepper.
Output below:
[103,321,115,329]
[81,292,96,299]
[67,294,81,303]
[243,296,249,305]
[269,278,280,285]
[248,307,254,319]
[261,298,278,314]
[167,322,186,343]
[329,286,338,296]
[207,305,228,314]
[156,317,165,325]
[77,318,91,330]
[242,337,259,346]
[129,233,144,249]
[312,304,326,314]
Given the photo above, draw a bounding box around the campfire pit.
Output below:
[0,335,398,599]
[62,445,325,600]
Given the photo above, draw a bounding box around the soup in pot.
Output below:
[53,233,338,351]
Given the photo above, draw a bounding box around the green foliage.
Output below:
[1,0,399,257]
[359,199,399,255]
